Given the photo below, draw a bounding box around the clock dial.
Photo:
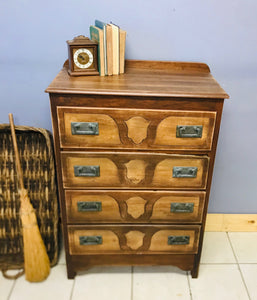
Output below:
[73,48,94,69]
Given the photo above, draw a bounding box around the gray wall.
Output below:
[1,0,257,213]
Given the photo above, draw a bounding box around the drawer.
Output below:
[61,152,209,189]
[65,190,205,223]
[57,107,216,151]
[68,225,201,255]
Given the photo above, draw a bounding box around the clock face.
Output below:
[73,48,94,69]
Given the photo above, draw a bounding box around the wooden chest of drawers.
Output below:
[46,60,229,278]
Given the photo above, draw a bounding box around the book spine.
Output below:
[95,20,108,75]
[90,26,105,76]
[110,23,120,75]
[119,30,126,74]
[106,24,113,76]
[102,26,108,75]
[94,20,126,76]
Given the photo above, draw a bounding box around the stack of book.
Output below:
[89,20,127,76]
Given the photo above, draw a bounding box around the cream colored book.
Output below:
[119,29,126,74]
[106,24,113,75]
[109,23,120,75]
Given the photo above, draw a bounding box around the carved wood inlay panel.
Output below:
[149,230,198,253]
[61,153,209,189]
[125,230,145,250]
[68,225,200,254]
[124,159,147,184]
[65,191,122,222]
[68,229,120,254]
[65,190,205,223]
[154,112,216,150]
[57,108,121,147]
[57,107,217,151]
[125,196,147,219]
[125,116,150,144]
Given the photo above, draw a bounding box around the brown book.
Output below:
[106,24,113,75]
[119,29,126,74]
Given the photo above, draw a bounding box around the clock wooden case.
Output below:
[67,35,99,76]
[46,59,229,279]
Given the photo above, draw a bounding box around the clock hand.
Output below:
[78,54,86,61]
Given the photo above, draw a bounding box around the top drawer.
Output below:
[57,107,216,151]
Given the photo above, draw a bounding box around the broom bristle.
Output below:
[20,189,50,282]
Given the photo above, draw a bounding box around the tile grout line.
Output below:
[200,262,239,265]
[226,232,239,264]
[7,278,17,300]
[69,278,76,300]
[226,232,252,300]
[131,266,134,300]
[186,271,193,300]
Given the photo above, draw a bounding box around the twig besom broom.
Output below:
[9,114,50,282]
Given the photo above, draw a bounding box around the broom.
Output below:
[9,113,50,282]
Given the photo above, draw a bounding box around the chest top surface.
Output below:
[45,60,229,99]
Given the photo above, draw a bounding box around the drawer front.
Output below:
[57,107,216,151]
[61,152,209,189]
[65,190,205,223]
[68,225,200,255]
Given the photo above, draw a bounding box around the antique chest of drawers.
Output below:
[46,60,229,278]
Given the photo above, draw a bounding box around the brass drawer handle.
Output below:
[176,125,202,138]
[77,201,102,212]
[173,167,198,178]
[79,236,103,245]
[170,203,194,213]
[71,122,99,135]
[168,235,190,245]
[74,165,100,177]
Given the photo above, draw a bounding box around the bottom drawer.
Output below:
[68,225,200,255]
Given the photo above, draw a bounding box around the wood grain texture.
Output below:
[46,60,228,279]
[149,229,198,253]
[125,196,147,219]
[68,253,195,278]
[125,116,150,144]
[68,229,120,254]
[61,152,209,189]
[45,60,229,99]
[205,214,257,232]
[57,107,216,151]
[65,190,206,223]
[68,225,200,254]
[125,230,145,250]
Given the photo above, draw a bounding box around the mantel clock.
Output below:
[67,35,99,76]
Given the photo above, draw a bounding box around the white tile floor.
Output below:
[1,232,257,300]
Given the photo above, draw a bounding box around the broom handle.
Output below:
[9,114,25,190]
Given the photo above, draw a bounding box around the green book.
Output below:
[95,20,108,75]
[90,25,105,76]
